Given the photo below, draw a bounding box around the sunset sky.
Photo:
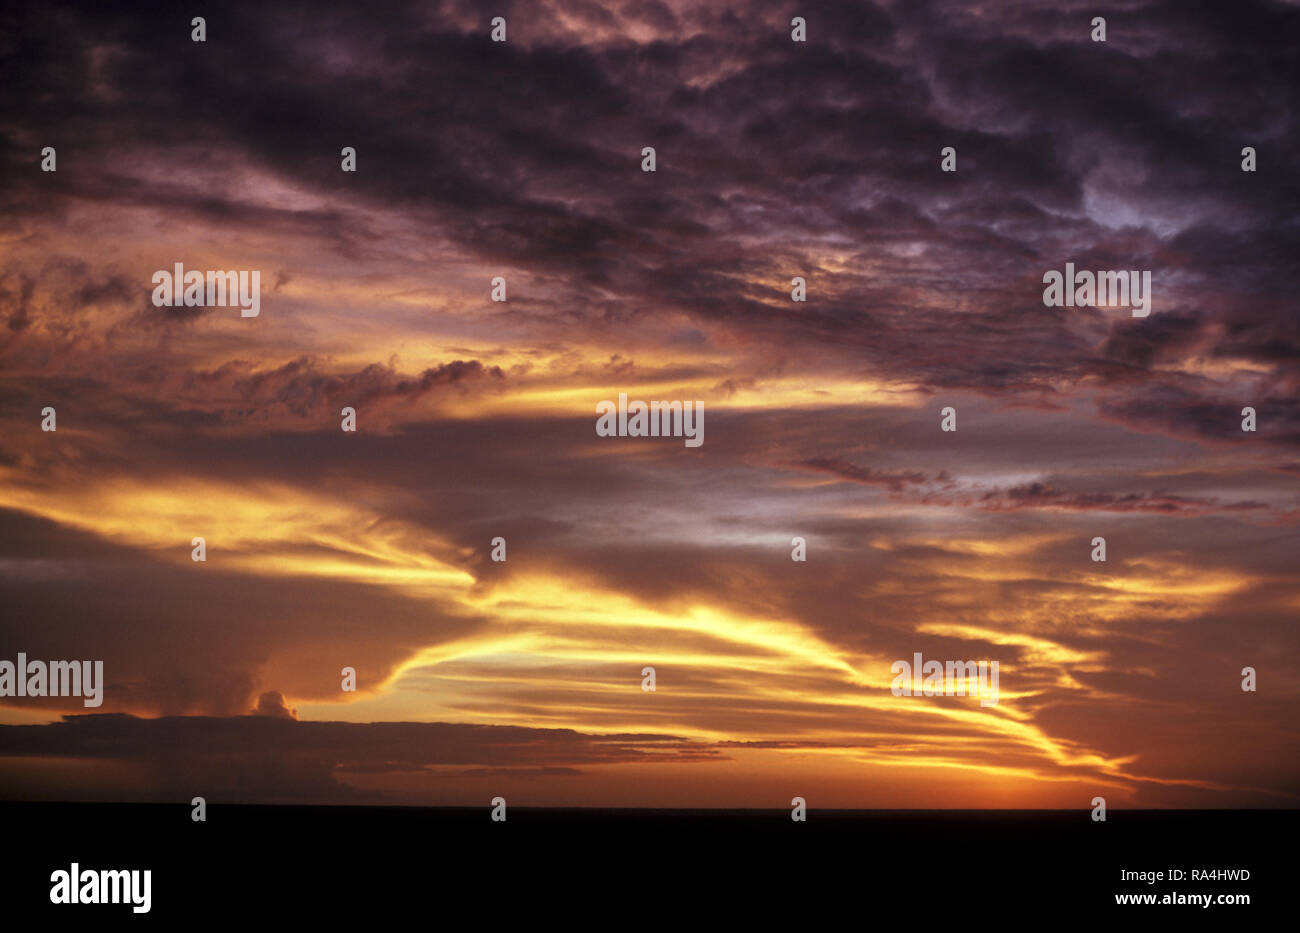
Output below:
[1,0,1297,809]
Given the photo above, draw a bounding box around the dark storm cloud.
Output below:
[796,457,941,491]
[796,454,1271,514]
[1099,381,1300,446]
[0,712,720,801]
[180,357,507,420]
[0,712,714,766]
[2,0,1295,431]
[0,275,35,335]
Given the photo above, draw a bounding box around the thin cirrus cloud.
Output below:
[0,0,1297,808]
